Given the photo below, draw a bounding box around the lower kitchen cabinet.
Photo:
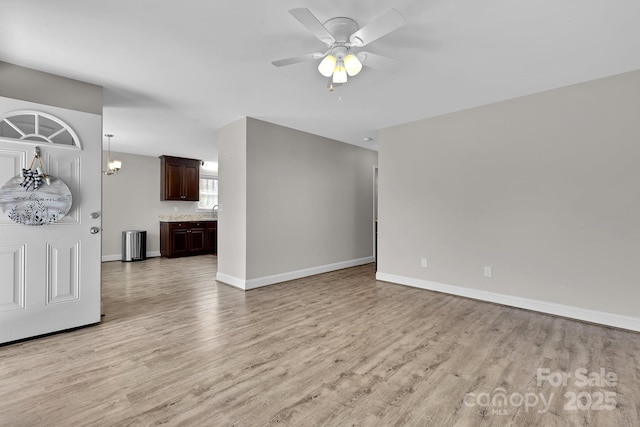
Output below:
[205,221,217,254]
[160,221,217,258]
[189,223,207,253]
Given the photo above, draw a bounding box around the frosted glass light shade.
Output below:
[332,62,347,83]
[344,53,362,76]
[318,55,337,77]
[108,160,122,170]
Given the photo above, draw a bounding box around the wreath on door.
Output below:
[0,148,72,225]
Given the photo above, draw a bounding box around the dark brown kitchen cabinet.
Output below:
[160,155,200,201]
[189,222,207,253]
[205,221,217,254]
[160,221,217,258]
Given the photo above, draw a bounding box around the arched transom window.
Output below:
[0,110,81,149]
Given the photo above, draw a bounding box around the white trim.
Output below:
[376,272,640,332]
[101,251,161,262]
[217,257,375,291]
[215,273,247,290]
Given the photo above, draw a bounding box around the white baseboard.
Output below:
[215,273,246,289]
[376,272,640,332]
[102,251,161,262]
[217,256,375,290]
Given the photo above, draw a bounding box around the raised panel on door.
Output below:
[45,153,81,223]
[46,241,80,304]
[0,148,27,226]
[0,244,25,312]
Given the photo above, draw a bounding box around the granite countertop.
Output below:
[158,215,217,222]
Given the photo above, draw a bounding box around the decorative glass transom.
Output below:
[0,110,81,149]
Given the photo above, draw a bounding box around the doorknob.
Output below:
[90,227,100,234]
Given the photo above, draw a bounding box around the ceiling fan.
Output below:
[272,8,407,90]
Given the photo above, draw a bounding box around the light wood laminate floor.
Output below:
[1,256,639,426]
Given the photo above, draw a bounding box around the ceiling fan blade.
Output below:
[271,53,324,67]
[357,52,402,72]
[349,9,406,47]
[289,8,336,45]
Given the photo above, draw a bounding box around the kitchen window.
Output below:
[196,176,218,211]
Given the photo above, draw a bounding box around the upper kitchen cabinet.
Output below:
[160,155,200,201]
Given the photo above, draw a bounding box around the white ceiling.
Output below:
[1,0,639,163]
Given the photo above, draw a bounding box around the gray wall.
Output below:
[101,151,213,260]
[217,117,378,288]
[246,118,377,279]
[0,61,102,114]
[378,69,640,328]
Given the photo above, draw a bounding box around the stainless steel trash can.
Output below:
[122,230,146,262]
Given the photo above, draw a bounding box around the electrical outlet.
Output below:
[484,266,492,278]
[421,258,428,268]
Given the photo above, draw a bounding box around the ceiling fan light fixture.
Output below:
[344,53,362,76]
[332,61,347,83]
[318,54,337,77]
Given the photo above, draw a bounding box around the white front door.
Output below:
[0,97,102,344]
